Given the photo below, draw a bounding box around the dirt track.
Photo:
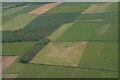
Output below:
[29,2,62,15]
[2,56,18,70]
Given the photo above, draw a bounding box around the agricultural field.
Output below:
[56,23,118,42]
[31,41,87,67]
[2,2,118,78]
[2,41,37,56]
[2,14,38,31]
[45,2,92,14]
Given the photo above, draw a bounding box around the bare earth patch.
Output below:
[82,3,111,14]
[2,56,18,70]
[29,2,62,15]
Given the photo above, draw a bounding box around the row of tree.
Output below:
[20,39,50,63]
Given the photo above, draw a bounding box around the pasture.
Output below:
[31,42,87,67]
[2,41,37,56]
[2,14,38,31]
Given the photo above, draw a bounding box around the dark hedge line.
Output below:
[19,39,50,63]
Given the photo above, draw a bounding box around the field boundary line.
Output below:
[29,63,118,73]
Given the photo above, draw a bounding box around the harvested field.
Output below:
[82,3,111,14]
[2,14,38,31]
[31,41,87,67]
[29,2,62,15]
[2,56,18,70]
[48,23,74,41]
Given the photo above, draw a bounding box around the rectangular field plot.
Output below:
[78,42,118,71]
[45,2,91,14]
[57,23,117,42]
[31,42,87,67]
[17,64,74,78]
[82,3,111,14]
[75,12,118,23]
[2,14,38,31]
[2,41,37,56]
[74,68,118,78]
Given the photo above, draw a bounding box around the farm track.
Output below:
[30,63,118,73]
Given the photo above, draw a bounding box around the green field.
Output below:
[17,63,118,78]
[3,5,28,15]
[45,3,91,14]
[75,12,118,23]
[105,3,118,12]
[79,42,118,71]
[2,15,17,24]
[31,42,87,67]
[57,23,116,42]
[2,14,38,31]
[3,41,37,56]
[17,64,74,78]
[74,68,118,78]
[48,23,74,41]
